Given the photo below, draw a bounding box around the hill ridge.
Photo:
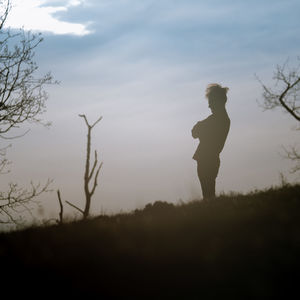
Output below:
[1,184,299,299]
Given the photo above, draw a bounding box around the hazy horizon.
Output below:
[1,0,299,222]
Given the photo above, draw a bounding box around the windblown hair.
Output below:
[205,83,229,104]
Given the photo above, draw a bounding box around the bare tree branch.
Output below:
[79,114,89,128]
[256,58,300,122]
[282,145,300,173]
[89,150,98,181]
[0,0,10,30]
[91,162,103,197]
[0,7,57,137]
[0,129,30,139]
[66,200,84,215]
[91,116,103,128]
[257,57,300,173]
[0,179,52,224]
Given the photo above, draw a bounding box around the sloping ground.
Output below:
[0,184,300,299]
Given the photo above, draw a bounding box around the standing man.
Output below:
[192,83,230,200]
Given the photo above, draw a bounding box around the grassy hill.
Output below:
[1,184,300,299]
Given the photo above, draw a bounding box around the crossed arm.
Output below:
[191,120,204,139]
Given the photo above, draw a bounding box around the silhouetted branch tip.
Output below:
[79,114,103,128]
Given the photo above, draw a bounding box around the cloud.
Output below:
[6,0,91,35]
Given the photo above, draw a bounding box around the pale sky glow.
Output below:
[1,0,300,226]
[6,0,90,35]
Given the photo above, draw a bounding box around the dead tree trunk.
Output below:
[56,189,64,225]
[79,114,103,219]
[65,114,103,219]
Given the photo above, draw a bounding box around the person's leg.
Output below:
[199,175,216,200]
[197,157,220,200]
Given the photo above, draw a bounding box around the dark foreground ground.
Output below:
[1,184,300,299]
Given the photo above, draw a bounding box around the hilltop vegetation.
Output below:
[0,184,300,299]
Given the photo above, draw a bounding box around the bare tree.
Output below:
[0,0,55,225]
[0,0,55,136]
[257,57,300,173]
[257,58,300,121]
[66,114,103,219]
[0,179,52,224]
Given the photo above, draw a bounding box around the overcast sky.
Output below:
[1,0,300,222]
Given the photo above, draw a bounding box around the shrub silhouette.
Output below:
[143,201,175,213]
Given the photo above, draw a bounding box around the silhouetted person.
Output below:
[192,84,230,200]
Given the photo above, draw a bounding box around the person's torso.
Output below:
[193,111,230,161]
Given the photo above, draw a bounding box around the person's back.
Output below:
[192,84,230,200]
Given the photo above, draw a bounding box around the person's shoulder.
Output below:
[194,115,212,125]
[204,114,214,122]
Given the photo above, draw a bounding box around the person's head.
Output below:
[205,83,229,113]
